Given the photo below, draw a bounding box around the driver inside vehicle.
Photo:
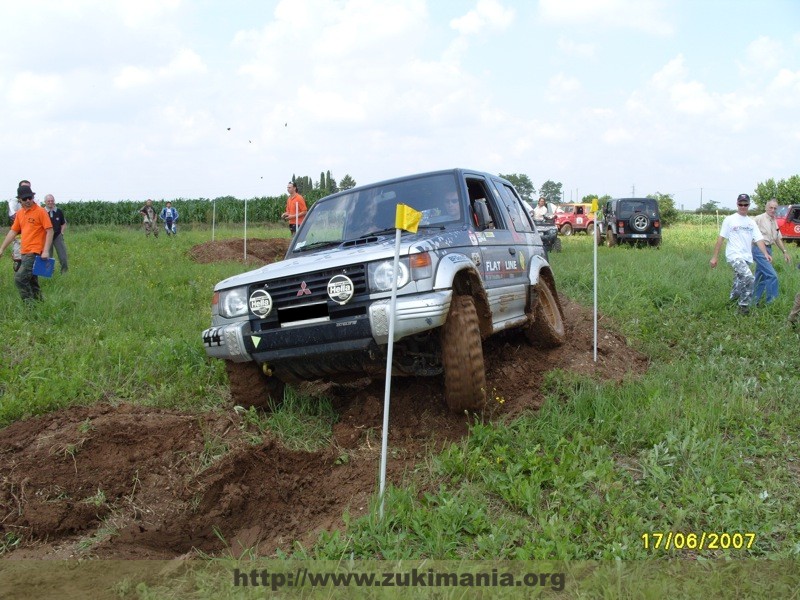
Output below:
[444,190,461,220]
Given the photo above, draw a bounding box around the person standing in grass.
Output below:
[281,181,307,235]
[160,201,178,235]
[139,199,158,237]
[752,198,791,305]
[710,193,772,315]
[44,194,68,274]
[0,185,53,302]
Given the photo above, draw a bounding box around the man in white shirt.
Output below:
[752,198,791,304]
[532,197,549,220]
[710,193,772,315]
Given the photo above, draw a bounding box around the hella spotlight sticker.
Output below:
[327,274,355,305]
[249,289,273,317]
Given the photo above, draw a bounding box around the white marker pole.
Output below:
[593,223,598,362]
[378,227,403,520]
[212,198,216,242]
[244,197,248,262]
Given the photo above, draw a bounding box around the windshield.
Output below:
[291,173,462,252]
[776,205,789,219]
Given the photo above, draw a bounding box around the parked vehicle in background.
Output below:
[554,203,596,236]
[600,197,662,247]
[202,168,565,413]
[522,200,561,255]
[777,204,800,245]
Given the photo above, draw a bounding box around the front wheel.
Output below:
[225,361,285,410]
[525,278,565,348]
[441,296,486,412]
[606,228,617,247]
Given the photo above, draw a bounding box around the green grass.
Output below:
[3,222,800,595]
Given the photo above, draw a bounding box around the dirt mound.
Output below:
[0,240,648,560]
[188,237,290,264]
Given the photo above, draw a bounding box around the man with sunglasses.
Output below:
[0,185,53,302]
[710,193,772,315]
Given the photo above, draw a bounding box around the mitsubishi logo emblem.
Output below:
[297,281,312,296]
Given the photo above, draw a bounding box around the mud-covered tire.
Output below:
[552,238,562,253]
[525,279,565,348]
[441,295,486,412]
[606,228,617,247]
[225,361,285,410]
[560,223,573,236]
[585,222,594,235]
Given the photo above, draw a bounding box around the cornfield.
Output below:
[58,195,305,226]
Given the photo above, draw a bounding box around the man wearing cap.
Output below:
[710,193,772,315]
[0,186,53,302]
[281,181,307,235]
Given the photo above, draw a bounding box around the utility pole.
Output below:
[700,187,703,210]
[631,185,635,196]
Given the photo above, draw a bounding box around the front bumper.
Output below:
[201,290,453,363]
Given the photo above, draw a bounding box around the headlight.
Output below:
[218,287,249,318]
[368,253,432,292]
[370,261,409,292]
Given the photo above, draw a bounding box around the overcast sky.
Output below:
[2,0,798,209]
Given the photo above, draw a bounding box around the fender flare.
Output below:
[433,253,492,338]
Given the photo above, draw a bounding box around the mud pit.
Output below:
[0,238,647,560]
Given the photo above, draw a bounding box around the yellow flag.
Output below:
[395,203,422,233]
[590,198,599,213]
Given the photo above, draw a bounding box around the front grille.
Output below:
[249,264,368,309]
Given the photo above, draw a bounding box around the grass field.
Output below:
[2,222,800,595]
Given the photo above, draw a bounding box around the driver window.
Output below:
[466,178,503,230]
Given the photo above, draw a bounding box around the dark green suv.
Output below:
[601,197,662,247]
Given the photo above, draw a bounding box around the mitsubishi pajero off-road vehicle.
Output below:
[202,169,565,412]
[601,197,662,247]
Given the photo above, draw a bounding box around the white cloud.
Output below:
[113,48,206,89]
[539,0,673,36]
[744,36,783,72]
[450,0,515,35]
[6,72,64,118]
[557,37,595,59]
[546,73,582,102]
[114,66,155,89]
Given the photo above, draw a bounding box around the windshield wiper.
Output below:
[358,228,399,239]
[293,240,341,252]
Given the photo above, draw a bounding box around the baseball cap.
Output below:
[17,186,34,199]
[736,193,750,204]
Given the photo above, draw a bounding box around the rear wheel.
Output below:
[525,278,565,348]
[560,223,573,236]
[585,222,594,235]
[606,228,617,247]
[442,295,486,412]
[225,361,285,410]
[552,238,562,253]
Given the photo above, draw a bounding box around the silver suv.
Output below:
[202,169,565,412]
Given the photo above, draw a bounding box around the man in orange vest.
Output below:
[0,185,53,302]
[281,181,307,235]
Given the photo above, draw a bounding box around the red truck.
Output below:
[777,204,800,245]
[554,203,596,235]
